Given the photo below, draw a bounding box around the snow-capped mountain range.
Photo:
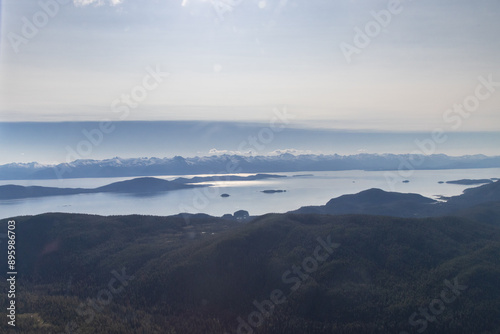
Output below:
[1,153,500,180]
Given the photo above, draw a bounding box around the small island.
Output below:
[220,193,230,198]
[261,190,287,194]
[402,180,410,183]
[446,179,493,185]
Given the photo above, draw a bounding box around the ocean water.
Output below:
[0,168,499,219]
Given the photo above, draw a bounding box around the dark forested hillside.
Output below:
[1,203,500,333]
[293,188,438,217]
[294,180,500,218]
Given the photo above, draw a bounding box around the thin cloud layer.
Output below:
[1,0,499,133]
[73,0,123,6]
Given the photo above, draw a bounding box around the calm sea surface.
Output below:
[1,168,499,219]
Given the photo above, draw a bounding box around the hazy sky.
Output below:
[1,0,499,132]
[2,121,500,164]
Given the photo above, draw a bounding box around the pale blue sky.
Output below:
[1,121,500,165]
[1,0,499,131]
